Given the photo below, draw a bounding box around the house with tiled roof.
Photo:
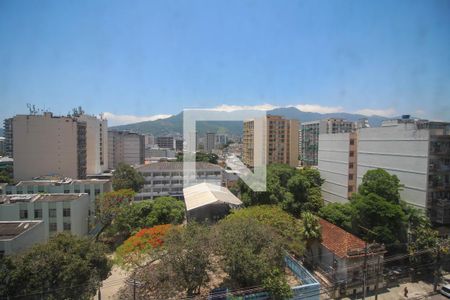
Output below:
[306,218,385,298]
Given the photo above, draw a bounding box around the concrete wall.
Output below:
[318,133,351,203]
[12,114,80,180]
[357,125,430,209]
[77,115,108,175]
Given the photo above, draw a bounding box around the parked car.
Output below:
[440,284,450,298]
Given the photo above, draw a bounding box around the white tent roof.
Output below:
[183,183,243,211]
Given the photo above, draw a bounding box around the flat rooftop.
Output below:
[0,221,42,240]
[0,193,86,205]
[14,178,110,187]
[136,161,222,171]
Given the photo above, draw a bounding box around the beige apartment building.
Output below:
[4,112,109,180]
[4,113,87,180]
[243,115,299,168]
[108,130,145,168]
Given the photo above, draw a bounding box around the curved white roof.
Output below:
[183,183,242,211]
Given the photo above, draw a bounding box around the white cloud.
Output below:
[103,112,172,126]
[293,104,344,114]
[210,104,278,112]
[354,108,397,117]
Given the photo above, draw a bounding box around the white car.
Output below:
[440,284,450,298]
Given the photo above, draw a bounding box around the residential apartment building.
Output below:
[318,116,450,225]
[156,136,175,149]
[0,221,45,256]
[301,118,354,166]
[0,193,90,239]
[243,115,299,168]
[108,130,145,168]
[145,148,176,161]
[136,162,223,200]
[175,139,184,152]
[4,112,87,180]
[318,132,358,204]
[206,132,216,153]
[77,114,108,174]
[0,137,5,156]
[0,178,112,223]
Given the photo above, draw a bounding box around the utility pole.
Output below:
[374,255,382,300]
[362,242,368,300]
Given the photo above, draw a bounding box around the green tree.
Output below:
[319,202,355,232]
[112,163,145,192]
[96,189,135,226]
[358,169,402,204]
[213,217,292,299]
[0,233,111,300]
[225,205,305,255]
[300,212,321,248]
[109,196,185,238]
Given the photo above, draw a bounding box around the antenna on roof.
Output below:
[27,103,38,115]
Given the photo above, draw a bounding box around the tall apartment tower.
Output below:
[243,115,299,168]
[108,131,145,168]
[301,118,354,166]
[77,114,108,175]
[206,132,216,153]
[5,113,87,180]
[318,116,450,225]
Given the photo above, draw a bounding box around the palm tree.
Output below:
[300,211,321,265]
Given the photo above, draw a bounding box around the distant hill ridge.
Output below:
[110,106,389,136]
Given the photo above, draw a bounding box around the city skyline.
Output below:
[1,0,449,124]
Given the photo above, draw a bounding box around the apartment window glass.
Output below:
[348,186,353,192]
[27,187,34,193]
[38,186,45,193]
[64,189,70,194]
[349,162,354,169]
[84,188,91,195]
[34,209,42,219]
[49,223,57,232]
[63,223,71,231]
[63,208,71,217]
[19,209,28,219]
[349,174,354,180]
[350,139,355,145]
[350,151,354,157]
[95,189,101,195]
[49,208,57,218]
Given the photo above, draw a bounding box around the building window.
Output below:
[349,162,354,169]
[349,174,353,180]
[38,186,45,193]
[27,187,34,193]
[19,209,28,219]
[63,223,71,231]
[84,189,91,195]
[349,151,354,157]
[64,189,70,194]
[34,209,42,219]
[63,208,71,217]
[49,223,57,232]
[348,186,353,192]
[350,139,355,145]
[49,208,57,218]
[95,189,101,195]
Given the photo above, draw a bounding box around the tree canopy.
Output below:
[95,189,135,226]
[0,234,111,300]
[237,164,324,217]
[358,169,402,204]
[112,163,145,192]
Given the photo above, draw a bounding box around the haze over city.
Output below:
[1,0,449,125]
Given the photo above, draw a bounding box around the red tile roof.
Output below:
[319,218,366,258]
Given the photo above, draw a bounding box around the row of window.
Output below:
[6,189,101,195]
[49,222,71,231]
[19,208,70,219]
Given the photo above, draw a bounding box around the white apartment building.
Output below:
[0,178,112,224]
[318,132,358,204]
[206,132,216,153]
[318,117,450,225]
[136,162,223,200]
[77,114,108,175]
[108,130,145,168]
[0,193,90,239]
[0,221,46,256]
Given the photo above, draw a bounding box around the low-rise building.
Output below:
[0,193,90,239]
[307,218,385,298]
[136,162,223,200]
[183,183,242,223]
[0,221,45,256]
[0,178,112,224]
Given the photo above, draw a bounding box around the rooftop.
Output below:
[136,161,222,171]
[0,193,86,205]
[183,182,243,211]
[0,221,43,240]
[14,178,110,187]
[319,218,366,259]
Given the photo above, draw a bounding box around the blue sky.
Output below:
[0,0,449,125]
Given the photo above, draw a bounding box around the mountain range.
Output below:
[110,107,389,137]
